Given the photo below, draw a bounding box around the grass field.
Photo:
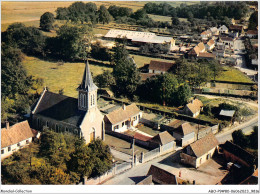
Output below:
[22,55,112,98]
[216,66,254,83]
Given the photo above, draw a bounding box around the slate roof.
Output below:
[149,131,175,145]
[32,91,85,127]
[186,99,203,114]
[148,60,175,72]
[105,103,141,125]
[189,133,219,158]
[174,122,196,136]
[220,141,256,166]
[147,165,177,185]
[1,121,34,148]
[78,61,98,92]
[219,110,235,117]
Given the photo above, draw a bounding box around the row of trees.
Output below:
[232,127,258,150]
[1,130,113,184]
[144,2,249,20]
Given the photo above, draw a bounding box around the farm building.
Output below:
[1,121,38,160]
[148,60,175,74]
[31,61,105,144]
[180,133,219,168]
[104,29,175,49]
[104,103,142,133]
[183,99,203,118]
[149,131,176,153]
[171,122,196,147]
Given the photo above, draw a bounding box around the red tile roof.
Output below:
[189,133,219,158]
[148,60,175,72]
[1,121,34,148]
[198,52,216,59]
[134,132,152,142]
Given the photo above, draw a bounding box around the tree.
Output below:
[112,43,141,97]
[232,129,249,148]
[171,17,180,26]
[40,12,55,31]
[248,11,258,30]
[91,41,111,61]
[98,5,112,24]
[46,25,93,60]
[88,139,113,178]
[175,83,192,106]
[94,70,115,88]
[249,126,258,149]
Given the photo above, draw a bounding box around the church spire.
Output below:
[78,60,98,92]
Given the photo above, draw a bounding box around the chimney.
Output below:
[122,104,126,110]
[6,121,9,130]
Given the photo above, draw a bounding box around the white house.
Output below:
[201,30,212,39]
[219,36,235,50]
[180,133,219,168]
[218,25,229,34]
[1,121,38,160]
[148,60,175,74]
[183,99,203,118]
[210,27,219,36]
[205,39,215,51]
[104,104,142,133]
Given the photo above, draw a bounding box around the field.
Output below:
[22,55,112,98]
[216,66,254,83]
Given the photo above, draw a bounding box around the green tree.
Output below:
[88,139,113,178]
[175,83,192,106]
[40,12,55,31]
[112,43,140,97]
[248,11,258,30]
[91,41,111,61]
[47,25,93,60]
[98,5,112,24]
[94,70,115,88]
[171,17,180,26]
[249,126,258,149]
[232,129,249,148]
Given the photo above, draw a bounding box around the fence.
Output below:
[143,147,160,163]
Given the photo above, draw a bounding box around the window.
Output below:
[90,128,95,142]
[55,124,59,132]
[8,147,11,152]
[200,158,202,164]
[138,114,140,119]
[80,93,83,107]
[91,95,93,106]
[65,127,69,132]
[17,143,20,147]
[114,125,119,131]
[122,122,125,127]
[93,94,95,106]
[1,149,4,154]
[74,129,78,135]
[26,140,29,144]
[37,118,40,127]
[46,121,49,127]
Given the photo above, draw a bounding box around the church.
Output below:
[30,61,105,144]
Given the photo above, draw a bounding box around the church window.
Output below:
[83,94,86,108]
[91,95,93,106]
[80,93,84,108]
[55,124,59,132]
[93,94,95,105]
[90,128,95,142]
[65,127,69,132]
[74,129,78,135]
[37,118,40,127]
[46,121,49,127]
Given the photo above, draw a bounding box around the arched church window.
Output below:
[93,94,95,106]
[80,93,83,108]
[37,118,40,128]
[90,128,95,142]
[55,124,59,132]
[91,95,93,106]
[83,94,86,108]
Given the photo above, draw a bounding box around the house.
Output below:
[200,30,212,39]
[205,39,215,51]
[219,36,235,50]
[147,165,178,184]
[218,25,229,34]
[140,73,156,81]
[104,103,142,133]
[246,30,258,38]
[31,61,105,144]
[149,131,176,153]
[1,121,36,160]
[229,24,244,35]
[148,60,175,74]
[180,133,219,168]
[183,99,203,118]
[220,141,257,168]
[104,29,175,50]
[198,52,216,60]
[188,42,205,58]
[213,49,225,58]
[171,122,196,147]
[210,27,219,36]
[197,42,205,52]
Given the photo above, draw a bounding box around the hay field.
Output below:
[22,55,112,97]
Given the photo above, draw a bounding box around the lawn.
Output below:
[215,66,254,83]
[22,55,112,98]
[148,14,172,23]
[130,54,175,68]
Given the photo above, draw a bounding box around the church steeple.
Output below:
[78,61,98,111]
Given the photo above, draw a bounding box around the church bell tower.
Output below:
[77,61,98,112]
